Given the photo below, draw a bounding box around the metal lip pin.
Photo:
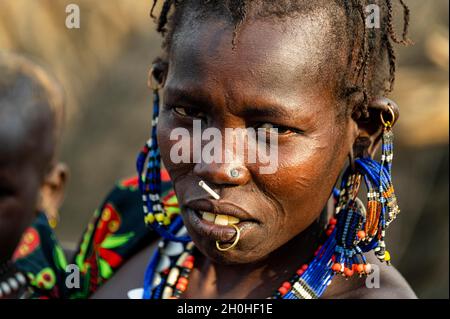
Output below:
[198,180,220,200]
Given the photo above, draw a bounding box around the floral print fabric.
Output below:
[13,172,175,299]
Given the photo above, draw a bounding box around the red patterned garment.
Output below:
[14,171,177,299]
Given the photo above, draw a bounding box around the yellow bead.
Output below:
[155,213,164,223]
[163,216,171,226]
[384,250,391,262]
[145,214,155,224]
[49,218,58,229]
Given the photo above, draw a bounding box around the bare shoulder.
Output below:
[323,254,417,299]
[90,241,158,299]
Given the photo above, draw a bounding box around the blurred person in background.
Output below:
[0,52,68,299]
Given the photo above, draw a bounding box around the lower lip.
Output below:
[185,208,256,243]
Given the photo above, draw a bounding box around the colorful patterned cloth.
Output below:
[13,172,176,299]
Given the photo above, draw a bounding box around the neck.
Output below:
[187,204,330,299]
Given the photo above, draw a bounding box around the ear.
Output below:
[147,57,168,90]
[352,97,400,159]
[37,162,69,227]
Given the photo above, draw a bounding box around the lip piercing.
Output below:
[230,168,239,178]
[198,180,220,200]
[216,224,241,252]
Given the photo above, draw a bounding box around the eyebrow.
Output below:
[240,105,291,120]
[164,86,211,109]
[164,85,294,120]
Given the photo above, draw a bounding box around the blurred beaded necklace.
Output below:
[135,72,400,299]
[0,260,29,299]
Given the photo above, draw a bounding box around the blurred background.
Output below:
[0,0,448,298]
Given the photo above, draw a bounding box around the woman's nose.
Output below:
[193,161,251,186]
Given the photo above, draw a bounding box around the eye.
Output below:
[255,123,300,135]
[171,106,206,120]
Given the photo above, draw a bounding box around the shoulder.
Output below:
[323,253,417,299]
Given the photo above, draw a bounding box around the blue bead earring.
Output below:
[331,103,400,276]
[136,66,191,243]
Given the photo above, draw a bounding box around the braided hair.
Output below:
[149,0,411,118]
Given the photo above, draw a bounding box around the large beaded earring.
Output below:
[331,103,400,277]
[136,65,191,243]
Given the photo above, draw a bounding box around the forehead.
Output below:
[168,7,348,105]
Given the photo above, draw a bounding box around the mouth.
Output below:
[198,210,241,226]
[183,199,259,243]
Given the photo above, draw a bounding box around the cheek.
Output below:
[256,134,344,195]
[253,130,349,233]
[157,114,173,166]
[157,111,193,175]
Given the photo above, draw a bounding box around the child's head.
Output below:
[149,1,409,263]
[0,52,68,262]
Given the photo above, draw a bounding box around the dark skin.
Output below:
[0,134,43,263]
[0,88,67,266]
[92,8,415,298]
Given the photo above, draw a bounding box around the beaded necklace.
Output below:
[0,260,28,299]
[142,214,338,299]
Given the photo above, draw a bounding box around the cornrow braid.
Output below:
[156,0,174,34]
[355,0,371,116]
[385,33,397,93]
[226,0,248,47]
[386,0,413,45]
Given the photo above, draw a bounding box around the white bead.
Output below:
[176,252,189,267]
[152,273,162,287]
[176,227,188,237]
[166,268,180,286]
[156,255,170,272]
[8,278,18,291]
[1,282,11,295]
[127,288,144,299]
[150,194,160,201]
[15,273,27,285]
[164,242,184,257]
[162,286,173,299]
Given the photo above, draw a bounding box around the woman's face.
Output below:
[158,11,358,264]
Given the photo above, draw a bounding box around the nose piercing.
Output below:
[216,224,241,252]
[198,180,220,200]
[230,168,239,178]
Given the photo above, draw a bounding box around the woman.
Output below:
[84,0,418,299]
